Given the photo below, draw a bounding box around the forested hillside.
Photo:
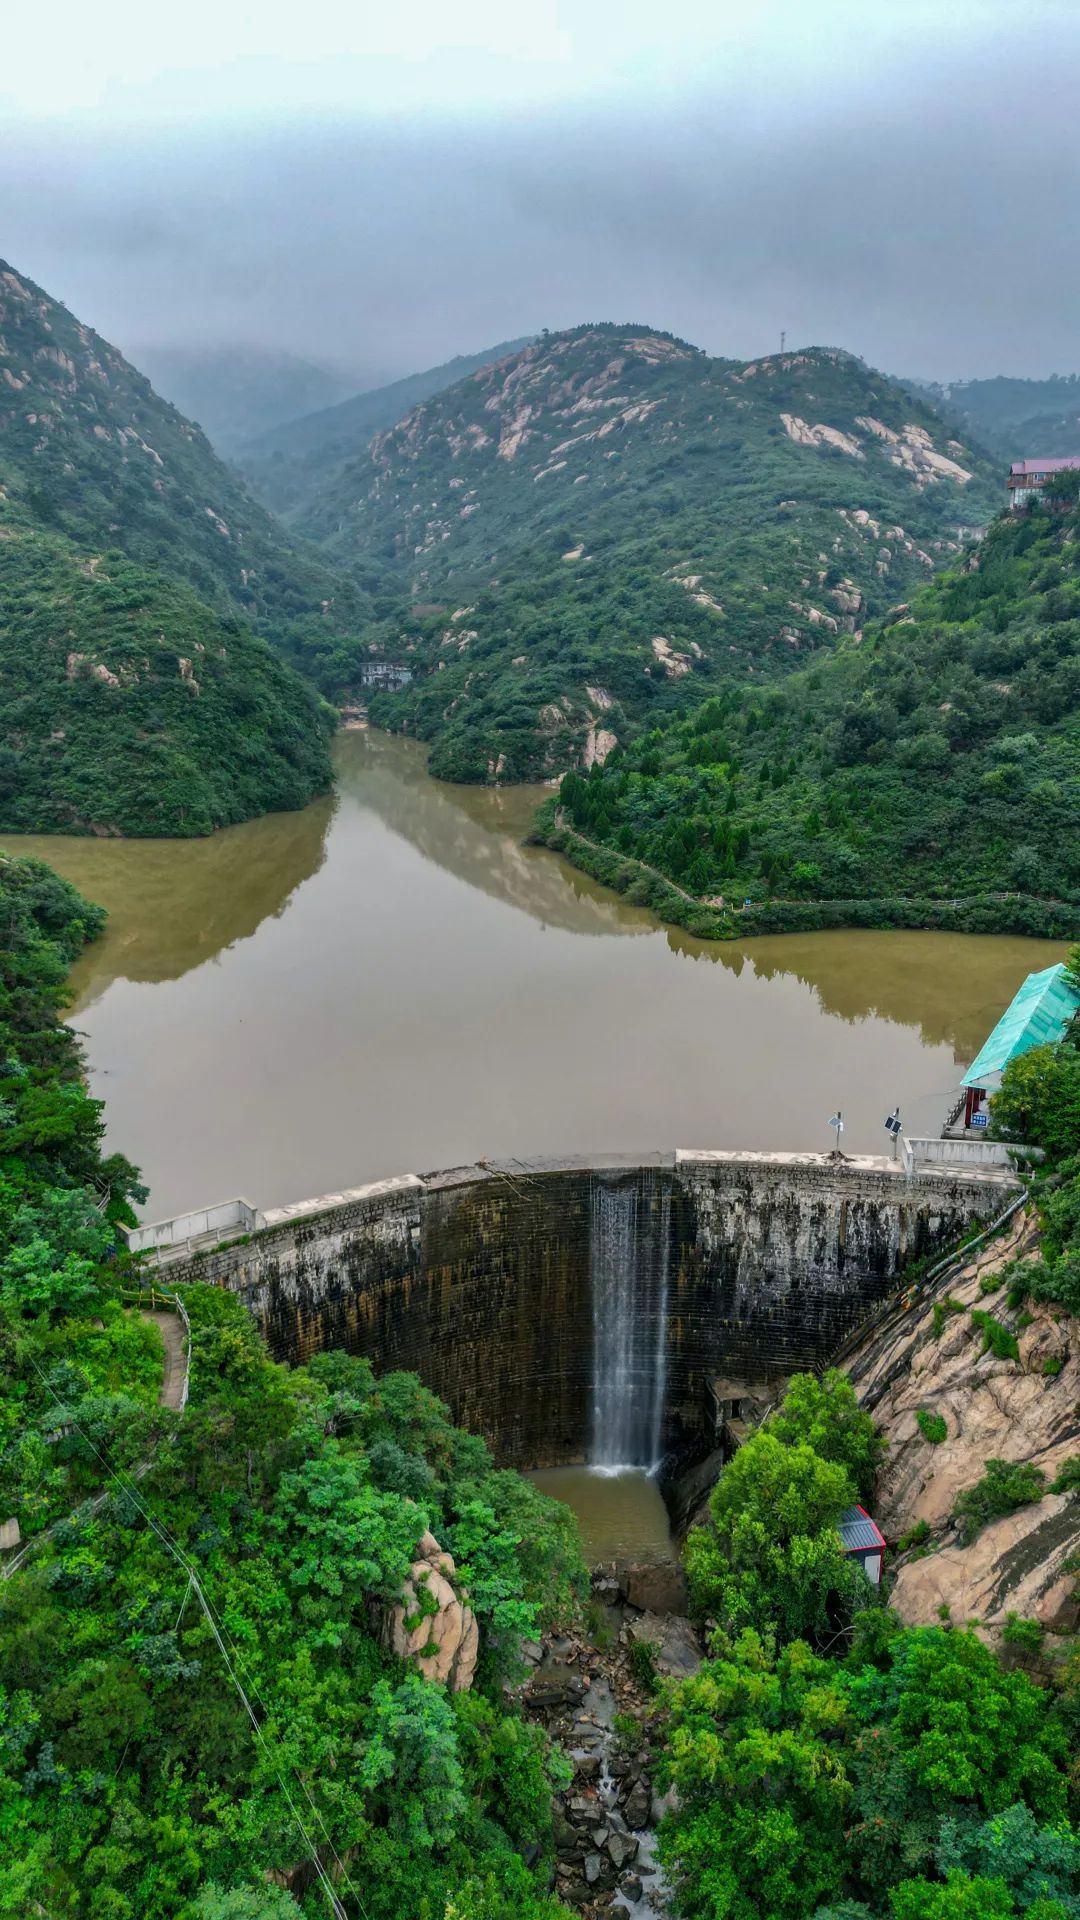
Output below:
[917,375,1080,463]
[0,259,366,649]
[0,504,335,835]
[238,337,533,520]
[298,326,997,780]
[0,853,586,1918]
[132,344,353,453]
[0,260,353,833]
[539,477,1080,938]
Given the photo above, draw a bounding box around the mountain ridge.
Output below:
[236,335,535,519]
[294,323,999,780]
[0,259,340,834]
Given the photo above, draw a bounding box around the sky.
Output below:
[2,0,1078,388]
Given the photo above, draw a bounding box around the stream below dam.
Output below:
[3,726,1064,1224]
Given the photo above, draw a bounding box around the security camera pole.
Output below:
[828,1109,844,1154]
[885,1106,903,1159]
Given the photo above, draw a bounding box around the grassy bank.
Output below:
[533,804,1079,942]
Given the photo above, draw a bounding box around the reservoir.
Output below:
[4,729,1065,1222]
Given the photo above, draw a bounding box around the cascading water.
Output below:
[590,1174,671,1471]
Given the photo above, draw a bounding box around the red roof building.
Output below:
[1008,456,1080,508]
[838,1504,886,1585]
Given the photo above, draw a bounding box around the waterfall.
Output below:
[590,1175,670,1471]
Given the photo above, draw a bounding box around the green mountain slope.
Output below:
[236,335,534,519]
[916,374,1080,462]
[539,479,1080,938]
[297,325,999,780]
[0,259,360,834]
[131,342,354,451]
[0,501,335,836]
[0,259,364,644]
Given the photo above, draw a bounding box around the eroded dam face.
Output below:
[158,1151,1014,1467]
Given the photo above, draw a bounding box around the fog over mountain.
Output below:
[2,0,1078,385]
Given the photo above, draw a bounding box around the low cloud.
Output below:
[2,16,1078,385]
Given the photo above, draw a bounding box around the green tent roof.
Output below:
[963,962,1079,1090]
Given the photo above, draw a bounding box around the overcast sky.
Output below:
[2,0,1078,386]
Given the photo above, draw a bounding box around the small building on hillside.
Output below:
[949,961,1079,1133]
[1008,456,1080,509]
[839,1506,886,1585]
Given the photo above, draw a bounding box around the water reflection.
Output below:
[4,792,336,1009]
[0,728,1065,1218]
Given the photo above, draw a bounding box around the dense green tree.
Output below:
[770,1370,884,1504]
[686,1428,864,1642]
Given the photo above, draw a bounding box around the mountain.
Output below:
[235,337,534,519]
[540,471,1080,939]
[0,499,335,836]
[293,325,998,780]
[0,260,340,834]
[916,375,1080,463]
[0,259,365,646]
[130,343,356,452]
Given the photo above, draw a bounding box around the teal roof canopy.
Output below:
[962,962,1079,1090]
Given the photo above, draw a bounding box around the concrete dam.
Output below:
[137,1148,1019,1468]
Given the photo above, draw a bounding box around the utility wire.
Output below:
[26,1357,362,1920]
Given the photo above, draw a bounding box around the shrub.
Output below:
[1043,1356,1063,1378]
[931,1298,966,1339]
[1049,1455,1080,1494]
[953,1460,1045,1545]
[628,1638,660,1693]
[969,1310,1020,1362]
[1001,1614,1044,1653]
[896,1519,931,1554]
[916,1409,948,1446]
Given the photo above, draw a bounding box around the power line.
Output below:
[26,1357,362,1920]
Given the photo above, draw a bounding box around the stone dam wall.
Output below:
[152,1150,1018,1468]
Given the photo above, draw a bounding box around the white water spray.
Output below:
[590,1175,670,1471]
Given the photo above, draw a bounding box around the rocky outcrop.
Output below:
[384,1529,479,1690]
[890,1496,1080,1637]
[845,1209,1080,1639]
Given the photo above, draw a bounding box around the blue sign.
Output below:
[971,1111,989,1129]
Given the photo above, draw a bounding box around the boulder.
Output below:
[625,1609,702,1677]
[622,1561,689,1615]
[608,1831,639,1871]
[619,1876,644,1903]
[623,1779,651,1829]
[385,1529,478,1691]
[527,1663,588,1710]
[574,1754,601,1782]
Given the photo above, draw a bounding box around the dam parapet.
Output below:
[129,1150,1020,1467]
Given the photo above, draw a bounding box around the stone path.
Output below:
[139,1307,188,1410]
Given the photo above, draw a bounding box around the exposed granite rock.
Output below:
[844,1209,1080,1639]
[891,1494,1080,1635]
[385,1528,479,1690]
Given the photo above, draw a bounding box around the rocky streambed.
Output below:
[521,1568,703,1918]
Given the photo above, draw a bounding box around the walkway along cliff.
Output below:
[129,1148,1018,1468]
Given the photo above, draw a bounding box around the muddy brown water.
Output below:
[529,1468,675,1566]
[3,728,1065,1223]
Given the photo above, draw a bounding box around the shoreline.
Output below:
[532,809,1080,943]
